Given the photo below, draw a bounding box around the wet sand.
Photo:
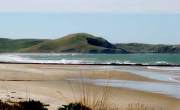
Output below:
[0,64,179,110]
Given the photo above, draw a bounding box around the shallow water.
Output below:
[68,65,180,99]
[69,77,180,99]
[83,79,180,99]
[73,66,180,83]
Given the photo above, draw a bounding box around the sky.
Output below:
[0,0,180,44]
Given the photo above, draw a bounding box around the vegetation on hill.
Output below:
[22,33,128,54]
[0,38,46,52]
[0,33,180,53]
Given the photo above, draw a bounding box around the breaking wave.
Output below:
[0,54,137,64]
[147,66,180,71]
[0,54,82,64]
[0,53,179,66]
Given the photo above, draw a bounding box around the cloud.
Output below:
[0,0,180,13]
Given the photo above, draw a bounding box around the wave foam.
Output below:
[155,61,169,64]
[0,54,30,63]
[0,54,83,64]
[147,66,180,71]
[0,54,138,65]
[0,53,179,66]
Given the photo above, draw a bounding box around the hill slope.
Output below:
[0,33,180,53]
[0,38,46,52]
[23,33,128,53]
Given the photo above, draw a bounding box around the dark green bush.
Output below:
[58,103,91,110]
[0,100,48,110]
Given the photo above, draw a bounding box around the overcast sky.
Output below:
[0,0,180,44]
[0,0,180,13]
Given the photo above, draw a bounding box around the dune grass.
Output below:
[57,72,167,110]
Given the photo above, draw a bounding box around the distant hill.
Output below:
[115,43,180,53]
[0,33,180,53]
[22,33,128,54]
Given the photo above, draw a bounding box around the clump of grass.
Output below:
[57,71,167,110]
[57,72,113,110]
[58,102,91,110]
[76,72,111,110]
[0,100,48,110]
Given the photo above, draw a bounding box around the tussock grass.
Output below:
[58,102,91,110]
[57,71,167,110]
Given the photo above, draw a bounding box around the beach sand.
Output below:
[0,64,179,110]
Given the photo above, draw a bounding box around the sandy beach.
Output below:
[0,64,179,110]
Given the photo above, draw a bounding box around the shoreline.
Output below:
[0,61,180,67]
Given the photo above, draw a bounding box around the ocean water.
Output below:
[0,53,180,65]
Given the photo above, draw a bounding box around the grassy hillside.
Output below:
[22,33,128,53]
[0,33,180,53]
[0,38,46,52]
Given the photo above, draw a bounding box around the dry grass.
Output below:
[57,72,167,110]
[57,71,112,110]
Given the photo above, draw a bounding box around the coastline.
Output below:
[0,61,180,67]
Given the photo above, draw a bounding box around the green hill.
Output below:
[0,38,46,52]
[22,33,128,53]
[0,33,180,53]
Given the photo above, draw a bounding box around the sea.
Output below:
[0,53,180,98]
[0,53,180,65]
